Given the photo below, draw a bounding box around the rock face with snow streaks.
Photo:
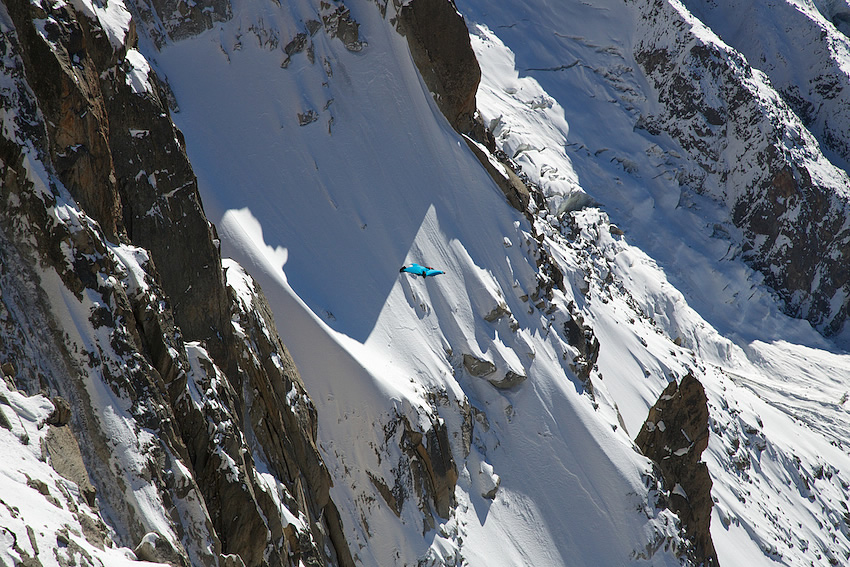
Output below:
[680,0,850,172]
[4,0,125,240]
[0,1,351,565]
[632,0,850,336]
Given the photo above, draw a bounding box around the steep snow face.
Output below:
[145,0,690,565]
[137,0,850,565]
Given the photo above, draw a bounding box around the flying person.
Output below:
[399,263,445,278]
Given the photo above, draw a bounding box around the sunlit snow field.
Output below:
[144,0,850,564]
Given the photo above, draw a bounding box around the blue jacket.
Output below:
[400,263,445,277]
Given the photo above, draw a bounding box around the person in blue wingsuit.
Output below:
[399,263,445,278]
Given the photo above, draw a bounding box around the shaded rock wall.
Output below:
[371,411,459,533]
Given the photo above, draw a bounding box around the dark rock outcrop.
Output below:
[321,2,365,52]
[635,374,717,566]
[375,412,459,531]
[278,2,365,69]
[463,353,497,377]
[135,532,189,566]
[487,370,527,389]
[462,353,526,388]
[396,0,480,133]
[106,57,230,344]
[43,424,98,507]
[404,417,458,519]
[4,0,125,241]
[564,311,599,383]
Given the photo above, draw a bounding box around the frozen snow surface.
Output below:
[126,0,850,565]
[0,380,169,567]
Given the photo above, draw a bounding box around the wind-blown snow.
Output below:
[137,0,850,564]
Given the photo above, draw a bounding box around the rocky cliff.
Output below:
[631,0,850,336]
[0,1,351,565]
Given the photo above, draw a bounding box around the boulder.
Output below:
[43,425,97,507]
[479,461,500,499]
[463,354,497,377]
[134,532,188,567]
[564,313,599,382]
[487,370,527,389]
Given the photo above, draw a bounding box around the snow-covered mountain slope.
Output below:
[462,0,850,338]
[144,2,688,564]
[459,1,850,564]
[4,0,850,565]
[133,0,850,565]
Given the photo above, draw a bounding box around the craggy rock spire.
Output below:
[636,374,717,567]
